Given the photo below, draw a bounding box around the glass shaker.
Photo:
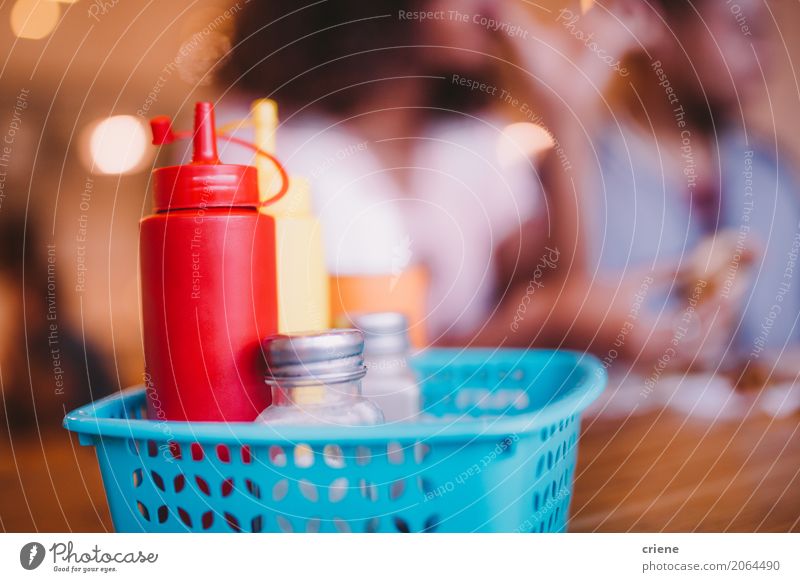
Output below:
[347,312,421,422]
[255,329,384,426]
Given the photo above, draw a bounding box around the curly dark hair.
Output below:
[220,0,493,115]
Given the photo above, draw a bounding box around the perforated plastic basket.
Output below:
[64,349,605,533]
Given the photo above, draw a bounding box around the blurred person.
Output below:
[219,0,546,341]
[0,214,112,432]
[218,0,799,378]
[476,0,800,376]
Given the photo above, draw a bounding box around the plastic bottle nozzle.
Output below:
[193,102,219,164]
[252,99,280,201]
[150,116,175,145]
[252,99,278,153]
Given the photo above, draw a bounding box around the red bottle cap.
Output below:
[150,102,259,212]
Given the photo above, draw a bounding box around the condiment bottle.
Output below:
[252,99,330,333]
[348,312,420,422]
[141,102,277,421]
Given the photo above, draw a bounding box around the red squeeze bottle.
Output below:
[141,102,277,421]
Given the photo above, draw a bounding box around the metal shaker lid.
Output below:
[345,312,410,357]
[262,329,366,385]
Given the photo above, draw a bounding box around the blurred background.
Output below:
[0,0,799,531]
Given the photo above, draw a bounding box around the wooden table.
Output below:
[0,428,112,532]
[571,410,800,532]
[1,409,798,532]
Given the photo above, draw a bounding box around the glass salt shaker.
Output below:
[255,329,384,426]
[347,312,421,422]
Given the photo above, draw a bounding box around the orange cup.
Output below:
[330,264,429,348]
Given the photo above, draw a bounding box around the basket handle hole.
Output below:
[387,442,404,464]
[136,501,150,522]
[328,478,348,503]
[224,512,241,532]
[195,476,211,496]
[355,446,371,466]
[299,479,318,502]
[191,443,204,461]
[423,515,440,533]
[323,444,345,468]
[269,445,287,467]
[221,477,234,497]
[273,480,288,502]
[178,507,192,529]
[250,515,263,533]
[294,444,314,468]
[201,511,214,530]
[216,445,231,463]
[151,470,165,491]
[334,518,351,533]
[390,479,406,500]
[359,479,378,502]
[245,479,261,499]
[174,474,186,493]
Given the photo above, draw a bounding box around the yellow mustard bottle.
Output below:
[252,99,330,333]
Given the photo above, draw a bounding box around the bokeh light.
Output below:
[10,0,61,40]
[84,115,149,175]
[496,122,555,167]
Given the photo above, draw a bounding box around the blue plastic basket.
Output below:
[64,349,605,533]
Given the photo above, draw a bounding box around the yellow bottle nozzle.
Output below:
[252,98,280,201]
[252,99,278,152]
[251,98,328,333]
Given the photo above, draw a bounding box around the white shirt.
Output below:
[219,104,542,336]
